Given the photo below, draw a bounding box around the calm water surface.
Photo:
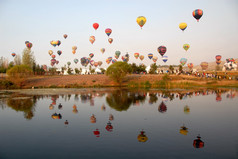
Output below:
[0,88,238,159]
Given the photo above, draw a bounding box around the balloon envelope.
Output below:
[193,9,203,22]
[136,16,146,28]
[180,58,187,66]
[200,62,208,70]
[183,44,190,51]
[93,23,99,30]
[215,55,222,61]
[105,28,112,36]
[108,38,113,44]
[162,56,168,63]
[134,53,139,59]
[148,53,153,59]
[89,36,95,44]
[11,53,16,57]
[63,34,68,39]
[179,23,187,31]
[158,46,167,56]
[100,48,105,54]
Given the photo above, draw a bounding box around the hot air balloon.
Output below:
[136,16,146,29]
[106,58,110,64]
[139,55,144,61]
[108,57,112,62]
[187,63,194,69]
[158,46,167,56]
[51,113,62,119]
[215,55,222,61]
[89,53,94,58]
[74,58,79,64]
[137,130,148,142]
[162,56,168,63]
[193,135,204,148]
[98,61,102,66]
[112,59,117,64]
[148,53,153,59]
[152,56,158,63]
[101,48,105,54]
[63,34,68,39]
[90,60,95,66]
[180,58,187,66]
[89,36,95,44]
[108,38,113,44]
[94,62,99,67]
[105,28,112,37]
[57,50,62,56]
[93,23,99,30]
[193,9,203,22]
[179,23,187,31]
[72,46,77,54]
[134,53,139,59]
[115,51,121,57]
[105,121,113,132]
[48,50,53,56]
[183,44,190,51]
[26,42,33,49]
[51,54,56,59]
[11,52,16,57]
[200,62,208,70]
[90,114,96,123]
[180,126,188,135]
[50,40,60,47]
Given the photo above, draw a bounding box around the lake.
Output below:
[0,88,238,159]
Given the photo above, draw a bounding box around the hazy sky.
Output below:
[0,0,238,68]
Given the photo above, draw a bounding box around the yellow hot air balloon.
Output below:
[183,44,190,51]
[136,16,147,29]
[179,23,187,31]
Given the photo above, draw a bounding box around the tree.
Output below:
[61,65,66,74]
[0,56,8,73]
[179,65,183,73]
[75,68,80,74]
[7,65,33,87]
[91,68,95,74]
[106,61,131,85]
[149,63,158,74]
[100,68,106,74]
[14,54,22,65]
[22,48,35,68]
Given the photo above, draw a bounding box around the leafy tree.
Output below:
[49,67,57,75]
[67,67,73,75]
[22,48,35,68]
[6,65,33,87]
[106,61,131,85]
[179,65,183,73]
[100,68,106,74]
[75,68,80,74]
[169,65,174,74]
[61,65,66,74]
[14,54,22,65]
[91,68,95,74]
[149,63,158,74]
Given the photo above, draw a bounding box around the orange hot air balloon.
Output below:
[108,38,113,44]
[90,114,96,123]
[63,34,68,39]
[93,23,99,30]
[89,36,95,44]
[72,50,76,54]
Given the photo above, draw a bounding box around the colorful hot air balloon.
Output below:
[183,44,190,51]
[200,62,208,70]
[108,38,113,44]
[115,51,121,57]
[106,58,110,64]
[179,23,187,31]
[63,34,68,39]
[90,60,95,66]
[11,52,16,57]
[93,23,99,30]
[112,59,117,64]
[26,42,33,49]
[193,135,204,148]
[148,53,153,59]
[136,16,146,29]
[89,53,94,58]
[139,55,144,61]
[187,63,194,69]
[94,62,99,67]
[152,56,158,63]
[105,121,113,132]
[105,28,112,37]
[134,53,139,59]
[72,46,77,54]
[48,50,53,56]
[180,58,187,66]
[158,46,167,56]
[89,36,95,44]
[101,48,105,54]
[215,55,222,61]
[98,61,102,66]
[51,54,56,59]
[57,50,62,56]
[193,9,203,22]
[74,58,79,64]
[162,56,168,63]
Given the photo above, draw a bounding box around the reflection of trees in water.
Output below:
[148,93,158,104]
[106,90,146,111]
[7,96,36,120]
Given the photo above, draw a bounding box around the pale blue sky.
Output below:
[0,0,238,68]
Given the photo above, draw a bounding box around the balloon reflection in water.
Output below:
[72,104,78,114]
[184,105,190,114]
[49,104,54,110]
[105,121,113,132]
[51,113,62,119]
[93,129,100,137]
[64,120,69,125]
[90,114,96,123]
[137,130,148,142]
[101,104,106,111]
[58,103,63,110]
[193,135,205,148]
[158,101,167,113]
[109,114,114,121]
[179,126,188,135]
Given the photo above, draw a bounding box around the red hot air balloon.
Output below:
[215,55,222,61]
[158,46,167,56]
[26,42,33,49]
[93,23,99,30]
[11,52,16,57]
[93,129,100,137]
[192,9,203,22]
[108,38,113,44]
[105,28,112,37]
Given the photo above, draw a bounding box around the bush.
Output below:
[6,65,33,87]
